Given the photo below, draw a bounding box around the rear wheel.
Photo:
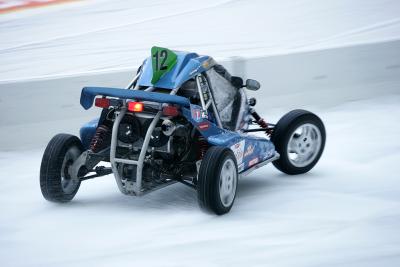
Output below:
[197,146,238,215]
[271,110,326,175]
[40,134,84,202]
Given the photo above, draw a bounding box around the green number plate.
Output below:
[151,46,178,84]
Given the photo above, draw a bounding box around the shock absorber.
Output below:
[197,136,209,159]
[250,108,272,136]
[90,125,111,152]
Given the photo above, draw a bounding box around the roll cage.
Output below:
[108,65,246,196]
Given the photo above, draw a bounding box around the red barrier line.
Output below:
[0,0,79,14]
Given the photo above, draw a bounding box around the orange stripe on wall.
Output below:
[0,0,79,14]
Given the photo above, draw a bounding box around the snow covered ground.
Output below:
[1,0,400,81]
[1,0,400,266]
[1,94,400,267]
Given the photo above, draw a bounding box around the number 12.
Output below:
[153,49,168,71]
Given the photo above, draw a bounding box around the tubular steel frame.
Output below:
[110,74,221,195]
[109,72,276,195]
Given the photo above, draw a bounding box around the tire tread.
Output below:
[197,146,238,215]
[271,110,326,175]
[40,133,83,202]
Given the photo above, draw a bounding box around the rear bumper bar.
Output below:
[80,86,190,110]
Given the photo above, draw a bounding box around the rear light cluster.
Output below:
[94,97,110,108]
[94,97,122,109]
[162,105,180,117]
[127,102,180,117]
[127,101,144,112]
[94,97,180,117]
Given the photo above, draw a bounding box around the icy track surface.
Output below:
[1,95,399,267]
[1,0,400,81]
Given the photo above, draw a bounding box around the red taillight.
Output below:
[162,105,180,117]
[95,97,110,108]
[127,101,144,112]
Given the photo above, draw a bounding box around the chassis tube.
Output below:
[195,75,208,113]
[111,79,177,195]
[135,111,162,195]
[127,73,140,90]
[209,94,223,129]
[110,108,128,194]
[195,74,223,128]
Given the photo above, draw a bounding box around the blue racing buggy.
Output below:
[40,47,326,215]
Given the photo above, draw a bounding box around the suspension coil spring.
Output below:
[257,118,268,129]
[198,137,209,159]
[90,124,111,152]
[255,119,273,137]
[251,109,270,134]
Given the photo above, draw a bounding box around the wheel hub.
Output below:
[219,158,237,207]
[287,123,322,168]
[61,146,82,194]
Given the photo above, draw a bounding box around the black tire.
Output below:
[271,109,326,175]
[197,146,238,215]
[40,134,84,202]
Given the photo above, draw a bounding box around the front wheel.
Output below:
[197,146,238,215]
[271,109,326,175]
[40,134,84,202]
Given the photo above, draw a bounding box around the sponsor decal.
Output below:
[191,106,202,122]
[248,157,259,167]
[262,150,274,160]
[202,91,209,102]
[198,121,210,131]
[189,64,204,76]
[230,140,245,164]
[189,67,200,76]
[238,163,245,172]
[244,144,254,157]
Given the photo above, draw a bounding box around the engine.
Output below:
[89,107,193,186]
[116,114,189,153]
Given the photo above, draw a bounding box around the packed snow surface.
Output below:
[1,95,400,267]
[1,1,400,266]
[1,0,400,81]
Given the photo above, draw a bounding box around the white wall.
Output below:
[1,40,399,151]
[230,40,400,108]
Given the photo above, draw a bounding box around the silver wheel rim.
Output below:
[287,123,322,168]
[61,146,81,194]
[219,158,237,207]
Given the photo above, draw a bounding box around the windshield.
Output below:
[206,65,241,130]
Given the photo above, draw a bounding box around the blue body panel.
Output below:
[80,118,99,150]
[182,105,275,173]
[80,86,190,110]
[137,51,214,89]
